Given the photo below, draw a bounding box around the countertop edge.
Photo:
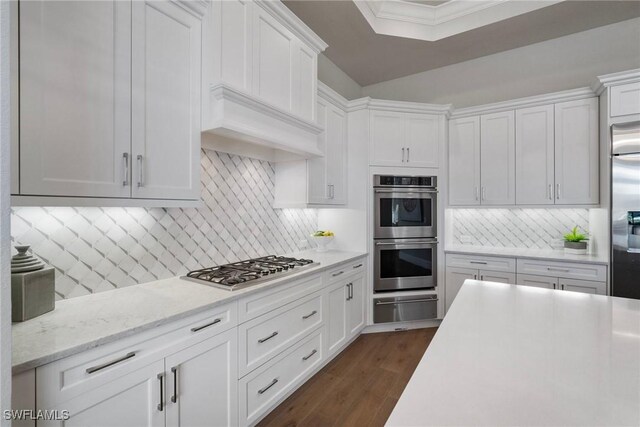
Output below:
[12,251,368,374]
[444,247,609,265]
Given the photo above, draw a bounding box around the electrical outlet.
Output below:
[460,235,473,243]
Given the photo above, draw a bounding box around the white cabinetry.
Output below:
[480,111,515,205]
[558,278,606,295]
[16,0,204,205]
[327,280,348,355]
[554,98,599,205]
[515,104,555,205]
[326,263,366,356]
[370,109,442,168]
[516,273,557,290]
[165,329,238,427]
[448,117,480,205]
[610,82,640,117]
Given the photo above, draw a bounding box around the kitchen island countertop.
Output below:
[387,280,640,426]
[12,249,366,374]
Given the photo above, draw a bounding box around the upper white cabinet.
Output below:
[16,0,205,205]
[480,111,515,205]
[204,0,326,157]
[609,82,640,117]
[448,116,480,206]
[131,1,202,201]
[449,90,599,206]
[369,105,444,168]
[515,104,555,205]
[554,98,599,205]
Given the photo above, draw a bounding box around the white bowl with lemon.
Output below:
[311,230,334,252]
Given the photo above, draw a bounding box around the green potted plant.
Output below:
[563,226,588,255]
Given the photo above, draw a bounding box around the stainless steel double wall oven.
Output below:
[373,175,438,323]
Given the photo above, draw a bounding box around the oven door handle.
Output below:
[374,189,437,194]
[375,240,438,246]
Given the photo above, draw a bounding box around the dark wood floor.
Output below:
[257,327,438,427]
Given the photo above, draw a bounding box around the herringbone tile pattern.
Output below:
[11,151,318,299]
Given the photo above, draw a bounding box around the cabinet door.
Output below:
[448,117,480,206]
[610,82,640,117]
[445,267,477,312]
[325,104,348,205]
[293,43,317,122]
[370,111,404,166]
[19,0,131,198]
[252,6,295,112]
[307,99,329,204]
[165,329,238,427]
[516,273,557,290]
[554,98,599,205]
[405,113,440,168]
[515,105,554,205]
[131,1,201,200]
[327,281,348,355]
[211,0,252,92]
[41,359,165,427]
[481,111,515,205]
[478,270,516,284]
[559,278,606,295]
[347,275,365,338]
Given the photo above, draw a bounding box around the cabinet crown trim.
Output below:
[450,87,596,118]
[346,97,452,115]
[318,81,350,111]
[593,68,640,95]
[256,0,328,53]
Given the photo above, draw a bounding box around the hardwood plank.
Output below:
[370,396,399,427]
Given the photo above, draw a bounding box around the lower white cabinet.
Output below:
[516,273,558,290]
[517,274,606,295]
[165,329,238,427]
[445,266,516,312]
[327,271,365,356]
[347,274,365,336]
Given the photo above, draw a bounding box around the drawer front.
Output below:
[239,292,323,377]
[239,328,323,426]
[559,278,607,295]
[517,273,558,290]
[479,270,516,284]
[610,82,640,117]
[446,253,516,273]
[37,301,237,407]
[238,273,323,323]
[373,294,438,324]
[516,259,607,282]
[326,258,366,284]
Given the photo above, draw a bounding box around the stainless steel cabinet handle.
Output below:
[302,349,317,361]
[353,263,363,269]
[157,373,165,411]
[482,187,486,201]
[402,147,405,162]
[170,367,178,403]
[548,184,552,200]
[480,275,484,280]
[332,271,344,277]
[327,184,331,199]
[86,351,136,374]
[137,154,144,187]
[349,283,353,300]
[547,267,570,272]
[190,318,221,333]
[258,331,278,343]
[556,183,560,200]
[475,187,479,201]
[375,297,438,305]
[122,153,129,186]
[407,147,410,162]
[474,274,478,280]
[561,284,565,290]
[469,261,487,265]
[331,185,335,199]
[302,310,317,320]
[553,282,557,289]
[375,240,437,246]
[345,283,350,301]
[258,378,278,395]
[374,188,437,194]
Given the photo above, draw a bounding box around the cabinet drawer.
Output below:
[326,258,366,284]
[559,278,607,295]
[37,301,237,407]
[479,270,516,284]
[517,273,558,290]
[446,253,515,273]
[610,82,640,117]
[237,273,323,323]
[516,259,607,282]
[238,292,323,377]
[239,328,323,426]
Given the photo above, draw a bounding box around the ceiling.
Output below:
[283,1,640,86]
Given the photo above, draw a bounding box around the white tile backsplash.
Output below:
[11,150,318,299]
[449,208,590,249]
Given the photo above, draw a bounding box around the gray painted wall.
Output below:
[362,18,640,108]
[318,54,363,100]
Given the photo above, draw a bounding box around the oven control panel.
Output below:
[374,175,436,187]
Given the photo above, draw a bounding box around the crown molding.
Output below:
[592,68,640,95]
[353,0,563,42]
[368,98,453,115]
[255,1,328,53]
[317,81,350,111]
[450,87,596,118]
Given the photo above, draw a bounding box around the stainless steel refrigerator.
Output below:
[611,122,640,299]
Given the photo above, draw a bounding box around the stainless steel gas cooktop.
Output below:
[182,255,318,291]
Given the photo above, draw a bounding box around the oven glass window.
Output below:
[380,248,433,278]
[379,197,432,228]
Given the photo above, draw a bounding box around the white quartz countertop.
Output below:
[387,281,640,426]
[445,245,609,265]
[12,250,367,374]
